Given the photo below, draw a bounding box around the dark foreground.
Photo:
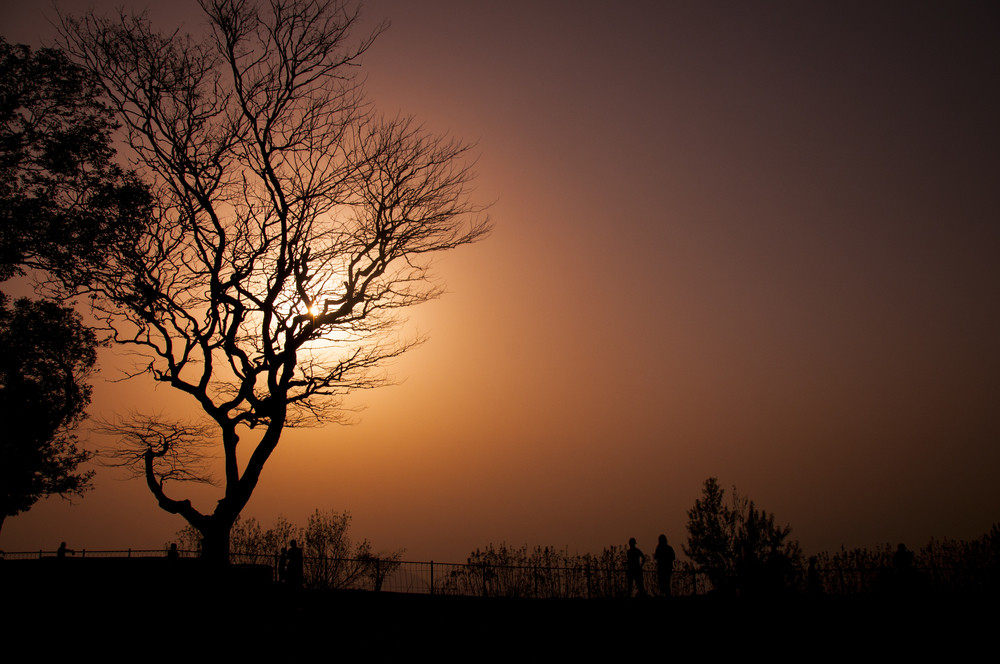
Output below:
[2,558,991,655]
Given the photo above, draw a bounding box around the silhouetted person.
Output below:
[654,534,676,596]
[56,542,74,558]
[893,543,914,572]
[167,543,179,559]
[891,542,921,595]
[626,537,647,597]
[286,540,303,588]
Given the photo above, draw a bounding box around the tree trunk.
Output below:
[199,516,234,565]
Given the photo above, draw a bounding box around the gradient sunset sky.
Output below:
[2,0,998,561]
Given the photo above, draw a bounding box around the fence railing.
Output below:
[229,554,709,597]
[3,549,991,597]
[0,548,181,560]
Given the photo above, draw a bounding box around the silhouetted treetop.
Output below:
[0,38,150,287]
[685,477,800,596]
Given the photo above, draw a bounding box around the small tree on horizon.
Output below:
[685,477,801,595]
[61,0,490,562]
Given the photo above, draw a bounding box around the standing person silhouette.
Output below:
[626,537,647,597]
[286,539,304,588]
[654,534,676,596]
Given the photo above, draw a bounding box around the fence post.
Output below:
[82,549,86,559]
[430,560,434,595]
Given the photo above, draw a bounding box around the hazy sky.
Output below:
[2,0,998,561]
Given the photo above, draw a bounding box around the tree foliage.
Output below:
[0,296,97,533]
[0,38,145,530]
[685,477,801,595]
[61,0,490,560]
[0,38,150,286]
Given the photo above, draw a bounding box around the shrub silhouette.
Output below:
[685,477,801,596]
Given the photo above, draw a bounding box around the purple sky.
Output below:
[2,1,998,561]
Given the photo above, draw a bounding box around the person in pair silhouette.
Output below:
[654,534,676,596]
[893,543,914,572]
[286,539,304,588]
[626,537,647,597]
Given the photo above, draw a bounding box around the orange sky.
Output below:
[2,0,998,562]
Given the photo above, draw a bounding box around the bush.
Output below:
[170,509,402,590]
[684,477,801,596]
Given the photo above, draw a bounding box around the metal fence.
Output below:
[0,548,702,596]
[231,552,721,596]
[1,548,178,560]
[240,555,711,597]
[3,548,990,597]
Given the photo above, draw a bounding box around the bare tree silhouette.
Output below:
[61,0,490,562]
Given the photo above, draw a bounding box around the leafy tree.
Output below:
[61,0,490,562]
[0,38,150,286]
[685,477,736,590]
[0,296,97,534]
[0,39,146,531]
[685,477,801,595]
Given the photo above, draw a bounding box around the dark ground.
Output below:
[1,558,991,656]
